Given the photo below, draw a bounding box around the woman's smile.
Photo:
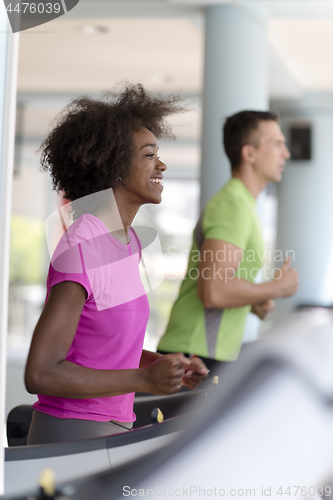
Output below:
[150,176,164,187]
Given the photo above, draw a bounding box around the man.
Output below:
[158,110,299,369]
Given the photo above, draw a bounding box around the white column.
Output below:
[0,4,19,494]
[200,5,269,342]
[200,4,269,208]
[275,95,333,318]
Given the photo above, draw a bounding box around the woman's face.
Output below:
[123,127,167,206]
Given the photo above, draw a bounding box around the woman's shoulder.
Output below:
[66,214,107,242]
[50,214,108,271]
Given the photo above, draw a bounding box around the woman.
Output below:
[25,84,208,445]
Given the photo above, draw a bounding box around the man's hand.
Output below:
[274,257,299,297]
[251,299,275,320]
[181,356,209,390]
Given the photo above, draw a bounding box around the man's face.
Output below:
[251,120,290,183]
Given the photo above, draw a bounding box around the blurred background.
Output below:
[6,0,333,415]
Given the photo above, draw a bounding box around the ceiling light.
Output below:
[145,73,169,85]
[80,24,112,35]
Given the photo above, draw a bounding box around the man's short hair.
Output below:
[223,110,279,171]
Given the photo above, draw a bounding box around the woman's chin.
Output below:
[146,195,162,205]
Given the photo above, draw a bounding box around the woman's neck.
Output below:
[113,187,141,230]
[92,189,139,244]
[110,228,130,244]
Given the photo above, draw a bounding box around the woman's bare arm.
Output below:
[25,281,191,397]
[139,350,163,367]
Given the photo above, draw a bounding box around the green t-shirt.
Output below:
[158,178,265,361]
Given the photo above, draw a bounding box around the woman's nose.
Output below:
[158,159,167,171]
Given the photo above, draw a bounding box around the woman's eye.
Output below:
[145,153,161,160]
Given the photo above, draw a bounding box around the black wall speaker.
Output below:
[290,124,311,161]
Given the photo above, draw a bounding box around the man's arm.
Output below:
[197,239,299,309]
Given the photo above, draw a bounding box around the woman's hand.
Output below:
[139,353,209,395]
[181,356,209,390]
